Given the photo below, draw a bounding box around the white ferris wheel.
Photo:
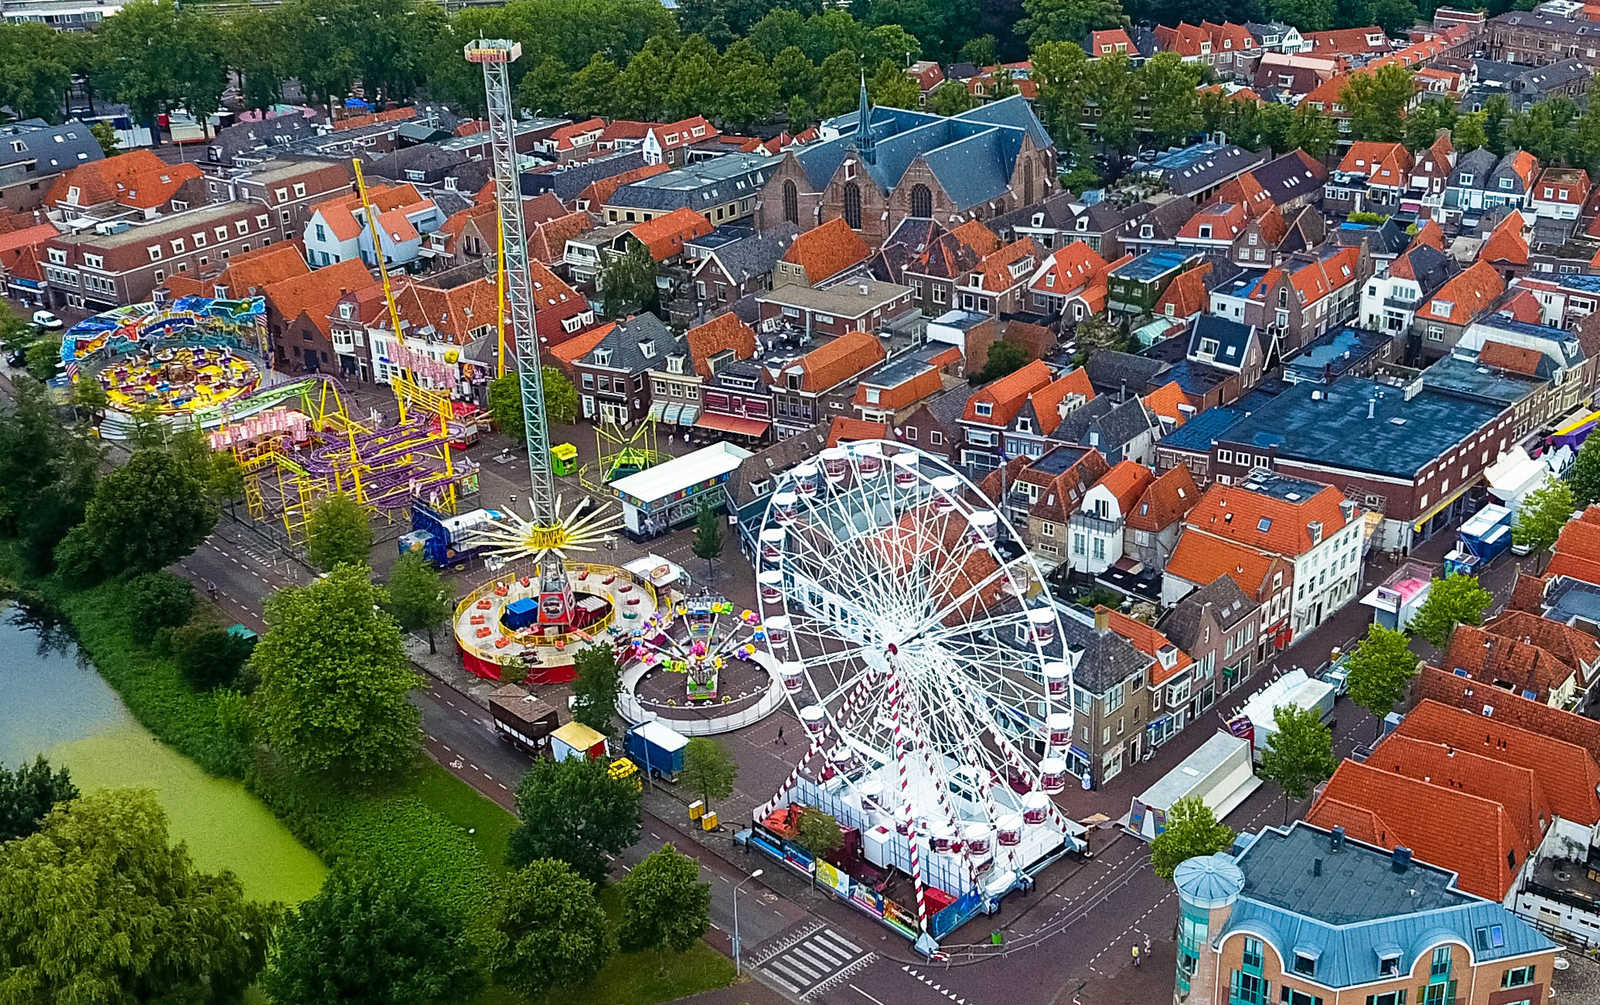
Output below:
[753,439,1082,939]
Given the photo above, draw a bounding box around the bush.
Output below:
[171,619,255,691]
[126,571,195,644]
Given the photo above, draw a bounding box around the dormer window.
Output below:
[639,339,656,359]
[667,354,685,374]
[1376,947,1401,977]
[975,401,993,417]
[1292,948,1319,977]
[1140,224,1154,239]
[593,347,612,366]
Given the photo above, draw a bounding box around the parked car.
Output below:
[5,347,25,368]
[31,310,62,330]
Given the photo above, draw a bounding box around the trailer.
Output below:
[625,719,688,781]
[1229,669,1336,763]
[551,721,609,762]
[1127,731,1260,841]
[488,684,559,755]
[401,500,504,568]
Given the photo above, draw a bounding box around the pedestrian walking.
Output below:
[776,725,786,746]
[1131,944,1141,968]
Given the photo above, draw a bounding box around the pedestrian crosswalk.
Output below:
[751,923,877,1000]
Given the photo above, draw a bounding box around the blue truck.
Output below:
[625,720,688,782]
[400,501,504,568]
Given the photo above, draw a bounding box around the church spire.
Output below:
[855,72,876,164]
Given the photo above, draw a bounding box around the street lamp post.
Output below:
[732,868,764,977]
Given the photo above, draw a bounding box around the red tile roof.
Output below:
[1102,606,1194,686]
[1409,219,1445,251]
[1368,733,1549,850]
[548,322,616,370]
[1253,246,1361,308]
[1182,480,1351,557]
[790,330,885,393]
[1125,464,1200,533]
[1477,339,1544,376]
[1337,141,1413,188]
[1030,241,1109,297]
[1142,380,1193,429]
[1481,210,1529,267]
[1444,624,1577,704]
[263,257,375,338]
[208,243,311,295]
[1092,460,1155,516]
[332,106,414,132]
[1393,699,1600,825]
[1153,264,1211,321]
[782,218,871,286]
[685,312,756,379]
[632,208,713,262]
[1029,369,1095,436]
[1307,758,1527,900]
[963,359,1052,425]
[1165,528,1285,602]
[648,116,719,152]
[1179,203,1251,242]
[582,163,670,208]
[1415,665,1600,767]
[309,183,426,243]
[1088,28,1134,56]
[386,275,500,346]
[1306,26,1394,57]
[45,149,200,210]
[1547,518,1600,585]
[0,222,59,256]
[852,362,943,412]
[949,220,1002,257]
[1417,260,1505,326]
[1533,167,1589,207]
[1495,289,1545,326]
[1485,609,1600,686]
[970,237,1042,293]
[826,416,889,447]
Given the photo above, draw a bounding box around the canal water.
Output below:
[0,602,325,903]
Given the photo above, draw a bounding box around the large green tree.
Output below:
[928,78,977,115]
[0,757,78,843]
[1287,102,1339,159]
[1019,0,1125,47]
[385,551,453,653]
[1256,705,1338,824]
[869,58,921,110]
[598,238,660,318]
[487,373,525,443]
[1570,431,1600,508]
[263,868,485,1005]
[0,23,72,122]
[507,757,642,883]
[488,860,614,998]
[1149,795,1235,881]
[570,644,622,736]
[1407,572,1493,650]
[126,571,196,645]
[1344,65,1415,143]
[1345,624,1418,739]
[1139,53,1203,149]
[306,490,373,572]
[543,365,579,425]
[619,844,712,955]
[0,382,101,575]
[94,0,194,124]
[680,737,737,810]
[692,502,725,582]
[1514,478,1575,572]
[253,565,421,781]
[0,789,275,1002]
[55,445,218,583]
[172,619,256,691]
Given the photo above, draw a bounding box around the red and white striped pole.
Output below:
[889,662,930,935]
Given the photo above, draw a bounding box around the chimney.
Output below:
[1367,397,1376,419]
[1094,606,1110,634]
[1391,846,1412,872]
[1330,825,1346,851]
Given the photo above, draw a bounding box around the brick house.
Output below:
[980,444,1109,567]
[646,312,758,433]
[204,159,352,243]
[956,358,1054,474]
[1158,574,1262,717]
[45,149,205,219]
[774,217,871,288]
[1245,244,1371,362]
[42,202,284,312]
[0,121,102,213]
[560,314,685,426]
[1100,607,1200,751]
[1124,463,1202,571]
[262,256,375,373]
[756,279,917,339]
[764,330,886,438]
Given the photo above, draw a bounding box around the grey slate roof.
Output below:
[0,119,102,177]
[1057,604,1150,694]
[1084,350,1171,398]
[703,228,796,284]
[727,418,832,508]
[1396,245,1458,300]
[205,113,322,166]
[1119,197,1199,242]
[1225,822,1553,989]
[1251,150,1326,206]
[1159,575,1257,654]
[1055,395,1157,457]
[576,313,685,374]
[608,152,772,213]
[1488,151,1534,196]
[795,96,1052,212]
[1138,142,1265,199]
[1446,148,1497,192]
[523,151,646,203]
[1188,316,1258,370]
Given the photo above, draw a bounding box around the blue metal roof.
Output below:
[1113,249,1193,281]
[1159,405,1243,452]
[1223,823,1553,990]
[1285,328,1392,382]
[1218,377,1505,479]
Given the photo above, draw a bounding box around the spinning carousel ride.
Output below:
[628,595,768,702]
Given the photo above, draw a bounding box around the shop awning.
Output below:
[647,401,667,421]
[1412,478,1478,533]
[678,404,701,425]
[662,402,684,424]
[695,412,770,437]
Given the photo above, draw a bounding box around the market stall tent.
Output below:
[551,720,608,762]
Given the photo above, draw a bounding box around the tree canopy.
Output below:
[488,859,614,997]
[488,373,526,444]
[1345,623,1417,737]
[681,737,737,809]
[263,868,486,1005]
[508,756,642,883]
[0,757,78,843]
[253,564,421,781]
[1344,65,1415,143]
[0,789,275,1003]
[385,551,453,653]
[1514,478,1575,571]
[1407,572,1493,650]
[619,844,712,956]
[570,645,622,737]
[55,444,218,583]
[1571,432,1600,509]
[1149,795,1235,881]
[1256,704,1338,823]
[306,490,374,572]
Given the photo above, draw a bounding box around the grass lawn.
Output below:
[406,761,515,878]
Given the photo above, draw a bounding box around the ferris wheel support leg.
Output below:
[888,669,931,936]
[753,669,879,822]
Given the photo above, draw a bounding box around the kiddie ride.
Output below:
[628,594,768,702]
